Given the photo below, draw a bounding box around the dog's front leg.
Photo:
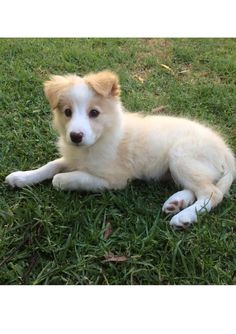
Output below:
[5,158,66,188]
[52,171,109,192]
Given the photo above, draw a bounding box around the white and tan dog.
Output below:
[6,70,236,227]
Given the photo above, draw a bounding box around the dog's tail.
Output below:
[216,152,236,195]
[216,172,234,195]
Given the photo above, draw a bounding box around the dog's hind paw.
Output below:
[162,190,196,215]
[169,207,198,228]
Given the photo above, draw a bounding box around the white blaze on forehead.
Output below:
[66,82,96,146]
[68,82,94,107]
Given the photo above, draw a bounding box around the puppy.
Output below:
[6,70,236,227]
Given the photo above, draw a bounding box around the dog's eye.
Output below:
[89,109,100,118]
[64,108,72,117]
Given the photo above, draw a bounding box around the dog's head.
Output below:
[44,70,121,147]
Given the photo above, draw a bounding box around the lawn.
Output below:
[0,38,235,284]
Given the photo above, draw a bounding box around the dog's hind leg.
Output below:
[5,158,66,188]
[166,149,225,227]
[169,184,223,228]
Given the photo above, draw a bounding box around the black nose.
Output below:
[70,132,84,143]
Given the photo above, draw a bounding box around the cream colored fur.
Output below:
[6,70,236,228]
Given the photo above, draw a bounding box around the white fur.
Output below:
[5,71,236,228]
[162,189,196,214]
[6,158,65,187]
[69,83,94,104]
[170,198,212,228]
[52,171,109,191]
[66,84,96,146]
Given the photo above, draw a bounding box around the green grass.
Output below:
[0,38,236,285]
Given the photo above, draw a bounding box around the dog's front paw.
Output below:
[5,171,32,188]
[52,174,70,191]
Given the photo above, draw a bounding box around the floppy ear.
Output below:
[84,70,120,98]
[44,75,67,109]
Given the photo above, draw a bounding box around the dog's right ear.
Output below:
[44,75,67,109]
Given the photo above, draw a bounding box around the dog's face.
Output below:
[44,71,121,147]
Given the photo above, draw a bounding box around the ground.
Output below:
[0,38,235,284]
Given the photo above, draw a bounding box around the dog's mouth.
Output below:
[69,141,84,147]
[68,140,94,148]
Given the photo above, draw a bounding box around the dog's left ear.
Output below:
[84,70,120,98]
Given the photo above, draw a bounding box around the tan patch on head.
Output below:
[44,75,82,109]
[84,70,120,98]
